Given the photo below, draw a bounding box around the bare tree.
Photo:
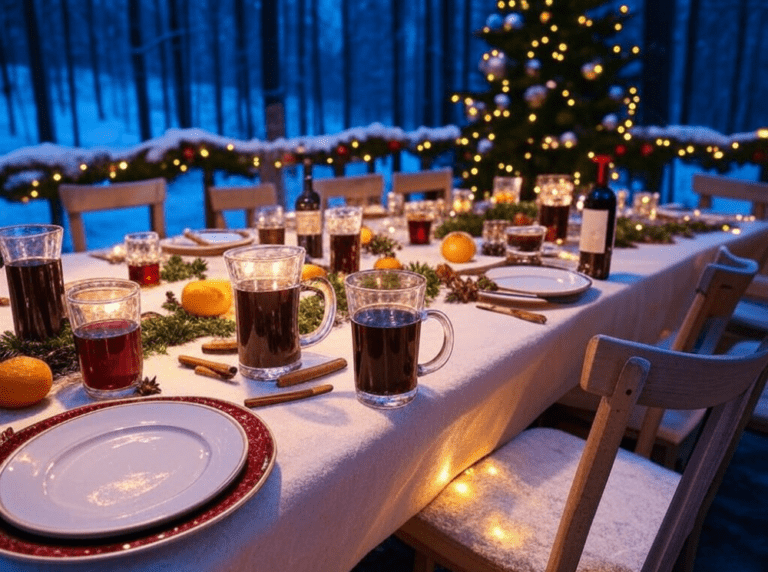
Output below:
[235,0,253,138]
[0,6,17,136]
[24,0,56,143]
[392,0,402,129]
[86,0,105,120]
[342,0,351,128]
[60,0,80,146]
[311,0,324,134]
[154,0,172,130]
[128,0,151,140]
[422,0,434,127]
[168,0,191,128]
[297,0,307,135]
[210,0,223,134]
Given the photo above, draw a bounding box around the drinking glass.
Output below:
[451,189,473,214]
[345,269,454,409]
[492,176,522,204]
[66,278,142,399]
[506,225,547,263]
[325,206,363,274]
[481,219,509,256]
[256,205,285,245]
[536,174,574,243]
[0,224,66,341]
[405,202,434,245]
[125,231,161,286]
[224,245,336,380]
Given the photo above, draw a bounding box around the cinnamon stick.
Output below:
[244,384,333,408]
[183,229,212,246]
[194,365,233,381]
[276,358,347,388]
[202,338,238,354]
[178,355,238,378]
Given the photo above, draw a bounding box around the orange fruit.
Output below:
[440,231,476,263]
[373,256,403,270]
[360,225,374,246]
[301,263,328,281]
[0,356,53,409]
[181,279,233,316]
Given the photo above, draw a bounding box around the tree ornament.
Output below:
[540,11,552,24]
[387,140,402,152]
[494,93,510,110]
[183,147,195,161]
[560,132,578,147]
[485,14,503,30]
[478,139,493,154]
[504,12,524,30]
[525,58,541,77]
[336,144,349,156]
[524,85,548,108]
[602,114,618,130]
[609,85,624,100]
[485,53,508,78]
[282,152,296,164]
[641,143,654,157]
[581,62,598,80]
[614,144,627,156]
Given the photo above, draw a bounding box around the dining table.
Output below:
[1,215,767,572]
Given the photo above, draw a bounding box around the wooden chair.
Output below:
[313,173,384,210]
[692,173,768,220]
[59,178,167,252]
[207,183,277,228]
[397,334,768,572]
[555,246,758,469]
[391,167,453,202]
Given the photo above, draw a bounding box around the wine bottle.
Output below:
[295,159,323,259]
[577,156,616,280]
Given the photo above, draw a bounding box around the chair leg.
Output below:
[413,551,436,572]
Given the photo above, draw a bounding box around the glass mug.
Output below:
[536,174,574,243]
[345,270,454,409]
[0,224,66,341]
[66,278,143,399]
[325,206,363,274]
[224,245,336,380]
[125,231,161,286]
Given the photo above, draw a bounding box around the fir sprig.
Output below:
[614,217,727,248]
[0,325,79,378]
[160,255,208,282]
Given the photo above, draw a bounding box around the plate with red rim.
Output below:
[0,396,276,563]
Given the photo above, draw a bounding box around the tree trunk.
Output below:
[261,0,285,204]
[24,0,56,143]
[235,0,253,138]
[0,13,17,136]
[85,0,104,121]
[168,0,190,128]
[679,0,700,125]
[154,0,172,130]
[641,0,674,126]
[726,0,749,133]
[128,0,151,140]
[297,0,307,135]
[461,0,471,91]
[392,0,402,128]
[342,0,351,128]
[60,0,80,147]
[422,0,434,126]
[210,0,223,134]
[311,0,324,134]
[441,0,453,126]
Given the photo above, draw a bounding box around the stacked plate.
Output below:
[0,398,276,563]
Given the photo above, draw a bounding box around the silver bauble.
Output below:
[504,13,524,30]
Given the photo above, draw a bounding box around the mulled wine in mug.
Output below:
[224,245,336,380]
[345,269,454,409]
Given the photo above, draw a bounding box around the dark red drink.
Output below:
[128,262,160,286]
[538,203,570,242]
[235,286,301,369]
[4,258,65,340]
[73,319,142,392]
[407,217,432,245]
[258,227,286,245]
[507,233,544,252]
[351,307,421,397]
[330,233,361,274]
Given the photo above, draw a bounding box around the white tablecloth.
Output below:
[1,221,767,571]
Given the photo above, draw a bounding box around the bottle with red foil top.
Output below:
[577,155,616,280]
[295,159,323,259]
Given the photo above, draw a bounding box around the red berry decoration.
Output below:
[336,144,349,156]
[641,143,654,157]
[183,147,195,160]
[282,152,296,164]
[614,144,627,156]
[387,140,401,151]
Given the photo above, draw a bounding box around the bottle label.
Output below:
[295,211,321,235]
[579,209,609,254]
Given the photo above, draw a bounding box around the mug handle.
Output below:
[417,309,454,377]
[299,277,337,348]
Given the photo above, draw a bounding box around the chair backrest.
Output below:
[59,178,167,252]
[633,246,758,456]
[313,173,384,210]
[207,183,278,228]
[391,168,453,201]
[693,173,768,219]
[548,333,768,572]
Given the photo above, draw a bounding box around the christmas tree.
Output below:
[453,0,640,199]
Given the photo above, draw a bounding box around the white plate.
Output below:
[485,265,592,299]
[0,402,249,539]
[161,229,253,256]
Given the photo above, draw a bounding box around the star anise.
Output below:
[437,263,498,303]
[136,376,161,396]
